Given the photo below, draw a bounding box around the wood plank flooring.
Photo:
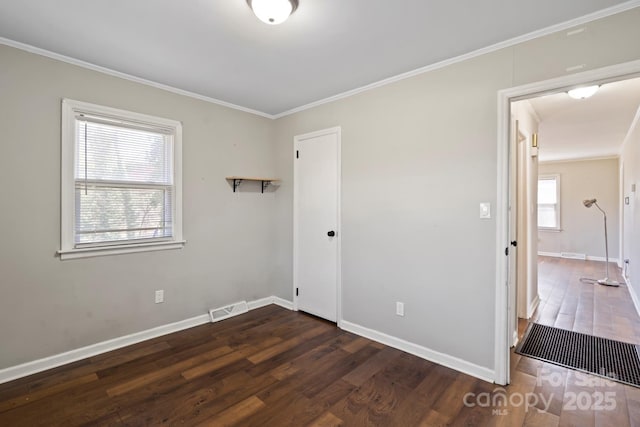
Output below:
[513,257,640,427]
[1,257,639,426]
[525,256,640,343]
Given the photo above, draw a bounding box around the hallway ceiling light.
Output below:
[247,0,298,25]
[567,85,600,100]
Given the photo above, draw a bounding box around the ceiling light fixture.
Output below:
[247,0,299,25]
[567,85,600,100]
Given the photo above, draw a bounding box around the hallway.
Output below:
[511,256,640,426]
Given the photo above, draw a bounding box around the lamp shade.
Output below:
[248,0,298,25]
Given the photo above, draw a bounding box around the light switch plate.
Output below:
[480,202,491,219]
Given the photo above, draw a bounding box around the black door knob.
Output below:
[327,231,336,237]
[511,241,517,247]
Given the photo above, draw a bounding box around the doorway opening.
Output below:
[495,60,640,385]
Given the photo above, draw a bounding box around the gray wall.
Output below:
[538,159,620,259]
[272,9,640,370]
[0,45,277,369]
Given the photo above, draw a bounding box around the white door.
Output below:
[294,127,341,322]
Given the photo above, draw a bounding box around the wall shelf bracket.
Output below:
[232,178,242,192]
[225,176,279,194]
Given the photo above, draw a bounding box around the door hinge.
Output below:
[296,150,299,159]
[296,288,299,296]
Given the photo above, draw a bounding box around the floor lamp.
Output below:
[579,198,620,287]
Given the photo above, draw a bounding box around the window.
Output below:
[538,175,560,230]
[60,99,184,259]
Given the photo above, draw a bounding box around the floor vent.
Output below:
[516,323,640,388]
[209,301,249,323]
[561,252,587,260]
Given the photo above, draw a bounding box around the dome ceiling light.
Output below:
[567,85,600,100]
[246,0,299,25]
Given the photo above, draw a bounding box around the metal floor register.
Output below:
[516,323,640,388]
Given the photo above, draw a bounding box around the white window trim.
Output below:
[538,174,561,231]
[59,99,185,260]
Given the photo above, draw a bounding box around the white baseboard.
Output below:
[0,313,209,385]
[0,296,293,385]
[527,294,540,319]
[586,255,620,264]
[624,276,640,319]
[272,296,294,310]
[538,251,561,257]
[538,251,620,264]
[340,320,495,383]
[247,296,293,311]
[246,297,274,310]
[1,296,495,387]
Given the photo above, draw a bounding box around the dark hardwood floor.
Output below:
[1,258,639,426]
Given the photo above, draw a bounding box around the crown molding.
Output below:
[273,1,640,119]
[539,155,620,164]
[0,37,275,119]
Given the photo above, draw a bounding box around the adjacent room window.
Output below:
[60,99,184,259]
[538,174,560,230]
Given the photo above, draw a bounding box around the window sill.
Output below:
[539,228,562,233]
[58,240,186,260]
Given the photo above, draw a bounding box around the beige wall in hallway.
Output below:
[538,158,620,260]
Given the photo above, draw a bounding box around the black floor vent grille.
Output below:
[516,323,640,388]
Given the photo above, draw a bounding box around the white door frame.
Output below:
[495,59,640,385]
[293,126,343,326]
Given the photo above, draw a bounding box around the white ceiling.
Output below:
[528,77,640,162]
[0,0,634,116]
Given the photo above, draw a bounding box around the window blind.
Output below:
[538,178,557,205]
[74,119,174,245]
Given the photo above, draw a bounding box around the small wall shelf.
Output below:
[225,176,279,193]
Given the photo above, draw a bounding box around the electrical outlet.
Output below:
[396,302,404,317]
[155,290,164,304]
